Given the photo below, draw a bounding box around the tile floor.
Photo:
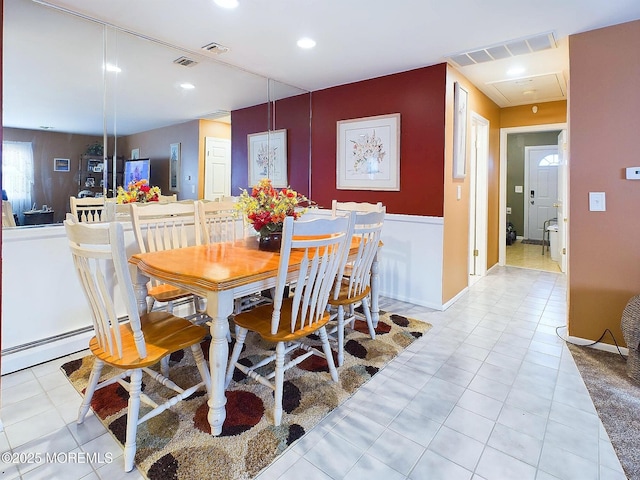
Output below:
[0,266,627,480]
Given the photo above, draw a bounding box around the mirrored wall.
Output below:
[2,0,310,226]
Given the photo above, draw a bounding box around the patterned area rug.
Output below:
[61,311,431,479]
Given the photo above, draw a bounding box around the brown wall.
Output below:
[568,20,640,345]
[3,127,101,223]
[123,120,200,199]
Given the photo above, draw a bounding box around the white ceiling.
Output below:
[4,0,640,135]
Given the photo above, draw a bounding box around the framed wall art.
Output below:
[453,82,468,179]
[53,158,70,172]
[131,148,140,159]
[336,113,400,190]
[247,129,288,187]
[169,142,180,191]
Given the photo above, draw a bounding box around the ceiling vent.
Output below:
[173,56,199,67]
[201,42,230,55]
[446,32,557,68]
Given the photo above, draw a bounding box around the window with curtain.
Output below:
[2,141,34,223]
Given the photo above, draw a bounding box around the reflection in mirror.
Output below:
[3,0,310,227]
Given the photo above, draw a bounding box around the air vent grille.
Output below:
[446,32,557,68]
[201,42,230,55]
[173,56,198,67]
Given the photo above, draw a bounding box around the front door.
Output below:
[525,145,558,241]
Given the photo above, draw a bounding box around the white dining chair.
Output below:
[331,200,384,215]
[195,199,240,244]
[70,196,107,223]
[2,200,17,227]
[327,209,385,366]
[225,214,352,426]
[64,215,210,472]
[196,199,272,316]
[130,201,203,317]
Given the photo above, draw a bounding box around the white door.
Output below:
[204,137,231,200]
[524,145,558,241]
[468,113,489,280]
[557,130,568,272]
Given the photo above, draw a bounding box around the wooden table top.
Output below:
[130,238,287,292]
[130,236,368,293]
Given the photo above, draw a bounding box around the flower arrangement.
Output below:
[116,179,161,204]
[351,130,386,173]
[237,178,309,237]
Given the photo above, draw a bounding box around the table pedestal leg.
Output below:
[207,290,233,436]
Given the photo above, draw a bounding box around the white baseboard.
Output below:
[564,333,628,356]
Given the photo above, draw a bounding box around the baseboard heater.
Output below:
[1,298,201,375]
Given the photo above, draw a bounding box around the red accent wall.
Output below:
[231,93,312,197]
[311,64,447,215]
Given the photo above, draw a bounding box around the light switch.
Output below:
[456,185,461,200]
[515,186,523,193]
[589,192,606,211]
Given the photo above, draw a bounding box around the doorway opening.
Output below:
[499,123,567,273]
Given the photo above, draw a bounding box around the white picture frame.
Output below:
[53,157,70,172]
[336,113,400,191]
[247,129,288,187]
[453,82,468,179]
[131,148,140,159]
[169,142,180,191]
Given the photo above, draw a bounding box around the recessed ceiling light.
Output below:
[297,37,316,49]
[214,0,238,8]
[507,66,525,76]
[105,63,121,73]
[180,83,195,90]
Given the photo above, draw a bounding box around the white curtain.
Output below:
[2,141,34,223]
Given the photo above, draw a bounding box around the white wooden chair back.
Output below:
[158,194,178,203]
[195,199,239,244]
[271,214,352,335]
[104,201,132,222]
[331,200,383,215]
[70,196,107,223]
[64,214,146,360]
[130,201,201,254]
[2,200,17,227]
[335,209,385,300]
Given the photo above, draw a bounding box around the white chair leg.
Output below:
[225,327,248,388]
[337,305,346,367]
[190,344,211,397]
[317,326,339,382]
[123,369,142,472]
[361,296,376,339]
[273,342,285,426]
[78,359,104,424]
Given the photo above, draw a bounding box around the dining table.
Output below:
[129,236,381,436]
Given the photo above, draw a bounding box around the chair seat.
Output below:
[328,283,370,307]
[147,283,194,303]
[90,311,208,369]
[234,298,332,343]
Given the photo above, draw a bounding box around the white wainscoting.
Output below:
[1,212,445,374]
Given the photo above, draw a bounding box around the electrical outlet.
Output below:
[506,207,512,214]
